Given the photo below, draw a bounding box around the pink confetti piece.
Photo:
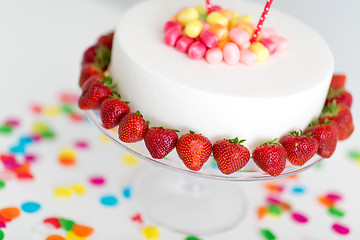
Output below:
[332,223,350,235]
[326,192,343,202]
[89,176,105,186]
[0,221,6,228]
[24,154,37,163]
[75,140,89,149]
[291,212,308,223]
[5,118,20,127]
[266,196,282,205]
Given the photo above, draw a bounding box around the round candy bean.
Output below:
[234,21,255,37]
[218,10,235,21]
[205,47,223,64]
[240,49,257,65]
[238,14,254,23]
[229,27,250,47]
[164,26,183,47]
[185,20,203,38]
[217,40,230,50]
[199,30,219,48]
[206,12,229,27]
[200,21,210,32]
[177,8,199,26]
[260,38,277,55]
[223,43,240,65]
[249,42,269,62]
[210,23,228,41]
[176,36,195,53]
[261,28,277,39]
[163,20,182,32]
[269,35,290,52]
[194,4,206,15]
[188,41,207,60]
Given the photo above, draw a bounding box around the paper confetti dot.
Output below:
[0,125,13,134]
[66,231,86,240]
[75,140,89,149]
[46,235,65,240]
[131,213,144,224]
[123,186,132,199]
[5,118,20,127]
[292,185,306,194]
[264,183,283,193]
[332,223,350,235]
[318,196,335,207]
[328,207,345,218]
[260,229,276,240]
[122,154,139,166]
[326,192,342,202]
[257,206,267,220]
[185,236,201,240]
[72,224,94,237]
[54,187,72,198]
[0,207,21,221]
[267,205,282,216]
[0,230,4,240]
[44,106,61,116]
[58,148,76,166]
[59,218,75,231]
[24,153,37,163]
[89,176,105,186]
[61,105,75,114]
[43,217,61,229]
[266,196,282,205]
[69,184,86,195]
[21,201,41,213]
[0,181,5,190]
[291,212,308,223]
[100,134,112,144]
[142,226,160,239]
[100,195,118,207]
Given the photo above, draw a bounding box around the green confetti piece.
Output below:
[59,218,75,231]
[267,205,282,216]
[328,207,345,218]
[348,150,360,159]
[260,229,276,240]
[32,122,49,134]
[186,236,201,240]
[0,124,13,134]
[42,130,56,139]
[0,229,4,240]
[61,105,75,114]
[0,180,5,190]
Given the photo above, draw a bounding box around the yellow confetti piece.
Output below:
[69,184,86,195]
[44,106,61,116]
[100,134,112,144]
[121,154,139,166]
[54,187,72,199]
[65,231,87,240]
[356,160,360,168]
[32,122,49,134]
[58,148,76,166]
[141,226,160,239]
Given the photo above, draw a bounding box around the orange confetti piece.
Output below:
[46,235,66,240]
[264,183,283,193]
[280,202,292,211]
[72,224,94,237]
[318,196,335,207]
[0,207,21,221]
[58,148,76,166]
[257,206,267,220]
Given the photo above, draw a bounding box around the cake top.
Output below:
[116,0,334,98]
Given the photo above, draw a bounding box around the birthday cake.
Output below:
[78,0,354,176]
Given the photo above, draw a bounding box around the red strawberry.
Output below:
[94,46,111,71]
[78,77,113,110]
[325,88,352,108]
[144,127,179,159]
[304,120,338,158]
[320,101,354,140]
[176,131,212,171]
[252,139,287,177]
[279,130,318,166]
[79,63,103,87]
[97,33,114,49]
[82,45,97,64]
[118,111,148,143]
[330,74,346,89]
[81,74,103,89]
[212,138,250,175]
[100,97,130,129]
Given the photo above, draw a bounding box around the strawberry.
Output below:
[304,120,338,158]
[97,32,114,49]
[279,130,318,166]
[330,74,346,89]
[82,45,97,64]
[144,127,179,159]
[79,63,103,87]
[81,74,103,89]
[100,97,130,129]
[176,131,212,171]
[252,139,287,177]
[78,77,114,110]
[118,111,148,143]
[325,88,352,108]
[320,100,354,140]
[94,46,111,71]
[212,138,250,175]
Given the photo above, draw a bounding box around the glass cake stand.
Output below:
[86,110,322,235]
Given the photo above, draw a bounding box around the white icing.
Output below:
[110,0,334,150]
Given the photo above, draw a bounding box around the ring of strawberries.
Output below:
[78,32,354,177]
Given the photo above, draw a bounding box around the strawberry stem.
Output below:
[228,137,246,145]
[261,138,280,146]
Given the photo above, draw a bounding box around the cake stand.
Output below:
[86,110,322,235]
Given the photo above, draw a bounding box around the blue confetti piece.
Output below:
[123,186,132,199]
[21,201,41,213]
[100,194,119,207]
[9,144,26,154]
[292,185,306,194]
[19,136,34,145]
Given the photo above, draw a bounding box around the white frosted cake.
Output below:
[110,0,334,150]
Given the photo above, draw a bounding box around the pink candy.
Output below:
[223,43,240,65]
[163,20,182,32]
[188,41,207,60]
[260,38,277,55]
[269,35,289,52]
[164,26,183,47]
[176,36,195,53]
[260,28,277,39]
[240,49,257,65]
[199,30,219,48]
[228,27,250,48]
[208,5,222,13]
[205,47,223,64]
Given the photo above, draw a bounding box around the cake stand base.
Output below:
[134,167,247,235]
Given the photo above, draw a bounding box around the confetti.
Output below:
[0,222,5,228]
[21,201,41,213]
[46,235,65,240]
[72,224,94,237]
[318,196,335,207]
[291,212,308,223]
[266,196,282,205]
[89,176,106,186]
[267,205,282,216]
[260,229,276,240]
[100,135,112,144]
[58,148,76,166]
[292,185,306,194]
[4,118,20,127]
[59,218,75,231]
[75,140,89,149]
[100,195,118,207]
[185,236,201,240]
[54,187,72,199]
[0,125,13,134]
[43,217,61,229]
[123,186,132,199]
[24,153,37,163]
[263,183,283,193]
[0,207,21,221]
[332,223,350,235]
[257,206,267,220]
[44,106,61,116]
[131,213,144,224]
[326,192,342,202]
[66,231,86,240]
[141,226,160,239]
[121,154,139,166]
[69,184,86,195]
[328,207,345,218]
[0,230,4,240]
[0,180,5,190]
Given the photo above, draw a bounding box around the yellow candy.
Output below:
[184,20,203,38]
[141,226,160,239]
[210,23,228,41]
[206,12,229,27]
[235,21,255,37]
[194,4,206,15]
[249,42,269,62]
[238,14,254,23]
[177,8,199,26]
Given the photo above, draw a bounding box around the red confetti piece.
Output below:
[59,92,78,104]
[30,104,43,114]
[131,213,144,224]
[0,221,5,228]
[332,223,350,235]
[43,217,61,229]
[70,113,84,122]
[291,212,308,223]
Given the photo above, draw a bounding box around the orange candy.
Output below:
[46,235,66,240]
[234,21,255,37]
[72,224,94,237]
[217,40,231,50]
[218,10,235,21]
[210,23,228,41]
[0,207,21,221]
